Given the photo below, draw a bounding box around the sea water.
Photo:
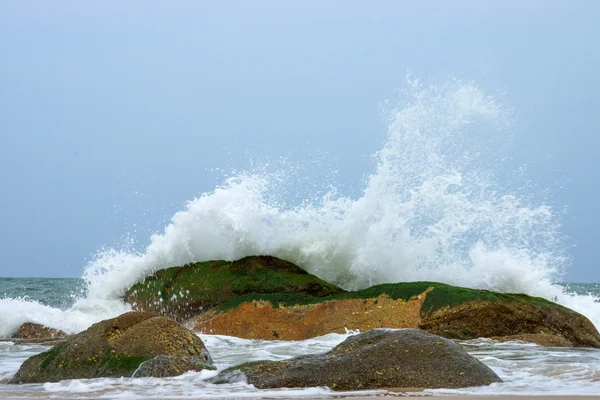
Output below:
[1,77,600,398]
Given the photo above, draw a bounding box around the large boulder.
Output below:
[124,256,345,320]
[419,296,600,348]
[124,256,600,348]
[213,328,502,390]
[9,312,214,384]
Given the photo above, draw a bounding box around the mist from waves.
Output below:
[1,76,599,338]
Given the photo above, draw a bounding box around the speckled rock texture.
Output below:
[420,299,600,348]
[213,328,502,390]
[10,312,214,384]
[13,323,67,340]
[3,322,70,346]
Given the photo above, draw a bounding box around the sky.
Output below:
[0,1,599,281]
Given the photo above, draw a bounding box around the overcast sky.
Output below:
[1,1,599,281]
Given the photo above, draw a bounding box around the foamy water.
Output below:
[1,77,600,396]
[2,333,600,398]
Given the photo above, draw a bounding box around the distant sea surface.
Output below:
[0,278,85,309]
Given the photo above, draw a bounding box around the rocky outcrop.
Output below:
[13,323,67,340]
[10,312,214,384]
[420,298,600,348]
[124,256,600,348]
[213,328,502,390]
[124,256,344,320]
[191,292,428,340]
[1,323,70,346]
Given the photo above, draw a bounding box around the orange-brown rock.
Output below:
[14,322,67,340]
[124,256,600,348]
[4,322,70,345]
[190,291,430,340]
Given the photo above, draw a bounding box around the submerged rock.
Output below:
[2,323,69,346]
[124,256,600,348]
[132,355,214,378]
[213,328,502,390]
[9,312,214,384]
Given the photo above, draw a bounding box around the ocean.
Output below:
[2,78,600,398]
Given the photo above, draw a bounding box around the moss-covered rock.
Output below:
[420,299,600,348]
[9,312,214,384]
[124,256,345,320]
[124,256,600,347]
[212,328,502,390]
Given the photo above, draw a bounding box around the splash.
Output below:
[79,76,600,326]
[2,76,599,336]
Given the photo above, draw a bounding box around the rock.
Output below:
[124,256,600,348]
[133,355,213,378]
[213,328,502,390]
[189,281,600,347]
[9,312,214,384]
[124,256,345,320]
[419,297,600,348]
[1,322,69,346]
[13,323,67,340]
[190,291,430,340]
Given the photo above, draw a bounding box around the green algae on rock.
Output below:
[124,256,345,319]
[212,328,502,390]
[9,312,214,384]
[420,298,600,348]
[123,256,600,347]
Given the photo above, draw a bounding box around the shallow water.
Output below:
[0,332,385,399]
[2,333,600,399]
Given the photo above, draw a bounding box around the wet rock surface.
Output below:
[213,328,502,390]
[124,256,344,320]
[132,355,214,378]
[10,312,214,384]
[420,299,600,348]
[124,256,600,347]
[13,323,67,340]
